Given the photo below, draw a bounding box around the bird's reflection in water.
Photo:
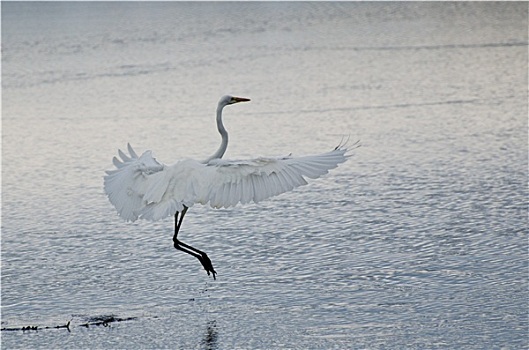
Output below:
[201,320,218,350]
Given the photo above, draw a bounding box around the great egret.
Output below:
[104,95,351,279]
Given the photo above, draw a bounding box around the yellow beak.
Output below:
[232,96,251,103]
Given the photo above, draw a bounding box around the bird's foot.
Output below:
[199,253,217,280]
[173,239,217,280]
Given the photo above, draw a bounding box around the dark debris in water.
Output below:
[1,314,137,333]
[79,315,137,328]
[1,321,71,333]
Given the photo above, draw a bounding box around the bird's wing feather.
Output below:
[105,144,350,221]
[202,146,349,209]
[104,143,171,221]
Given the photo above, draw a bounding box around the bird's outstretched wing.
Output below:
[104,144,351,221]
[104,143,169,221]
[202,146,350,209]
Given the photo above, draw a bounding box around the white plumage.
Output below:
[103,95,353,279]
[104,143,349,221]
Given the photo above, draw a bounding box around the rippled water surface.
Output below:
[2,2,528,349]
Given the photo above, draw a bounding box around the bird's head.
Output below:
[219,95,251,107]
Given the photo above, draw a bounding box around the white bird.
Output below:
[104,95,352,279]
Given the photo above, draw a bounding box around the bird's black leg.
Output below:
[173,206,217,280]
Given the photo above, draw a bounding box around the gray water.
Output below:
[1,2,527,349]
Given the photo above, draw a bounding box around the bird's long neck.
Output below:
[205,104,228,162]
